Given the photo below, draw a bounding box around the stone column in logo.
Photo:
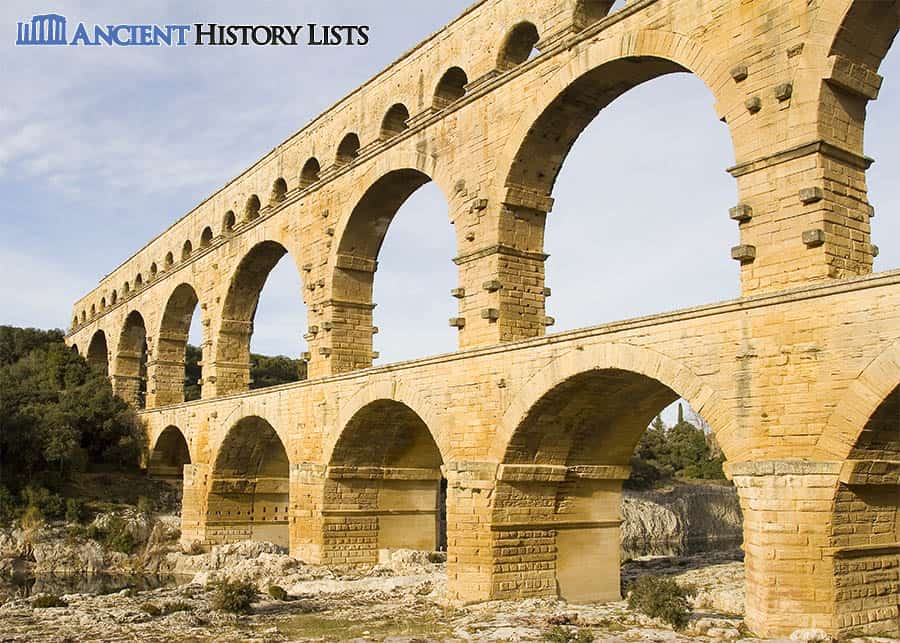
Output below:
[16,13,66,45]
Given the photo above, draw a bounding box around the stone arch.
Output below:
[90,303,96,317]
[114,310,148,408]
[496,21,540,72]
[245,194,261,222]
[200,226,213,248]
[223,210,236,234]
[208,415,290,547]
[328,166,451,372]
[300,157,320,188]
[818,340,900,459]
[574,0,617,28]
[489,341,734,603]
[135,273,143,288]
[150,263,158,279]
[214,239,305,396]
[86,329,109,375]
[323,395,447,564]
[123,281,131,295]
[380,103,410,140]
[165,252,174,268]
[433,66,468,109]
[152,282,200,407]
[829,0,899,72]
[110,290,118,305]
[181,240,193,261]
[271,177,288,204]
[100,297,106,310]
[498,32,733,205]
[148,425,191,481]
[336,133,361,165]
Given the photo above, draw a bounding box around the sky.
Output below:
[1,1,898,426]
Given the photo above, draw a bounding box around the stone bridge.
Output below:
[65,0,899,636]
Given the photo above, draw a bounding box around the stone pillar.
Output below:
[146,329,190,407]
[289,462,327,563]
[445,461,499,604]
[729,461,844,637]
[730,143,874,295]
[181,462,210,546]
[206,318,252,397]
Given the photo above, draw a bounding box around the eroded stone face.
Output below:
[64,0,900,637]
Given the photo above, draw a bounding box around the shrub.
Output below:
[21,486,65,519]
[212,580,257,614]
[65,498,83,523]
[137,495,153,514]
[33,594,68,608]
[0,485,15,525]
[542,626,595,643]
[103,516,136,554]
[627,575,693,629]
[140,602,161,617]
[20,505,44,531]
[267,585,288,601]
[426,551,446,564]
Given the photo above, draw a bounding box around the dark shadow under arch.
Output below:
[114,311,148,408]
[148,426,191,481]
[86,329,109,376]
[155,283,200,406]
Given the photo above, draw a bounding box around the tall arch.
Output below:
[322,399,446,565]
[213,240,304,396]
[329,168,449,373]
[113,311,148,408]
[148,425,191,481]
[151,283,200,407]
[208,416,290,547]
[86,330,109,376]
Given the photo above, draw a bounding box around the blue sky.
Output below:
[1,1,898,394]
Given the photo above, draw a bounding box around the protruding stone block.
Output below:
[731,245,757,263]
[799,187,824,204]
[543,287,552,297]
[449,317,466,328]
[322,321,334,331]
[774,83,793,101]
[744,96,762,113]
[729,204,753,222]
[451,287,466,299]
[802,229,826,247]
[871,244,880,258]
[308,325,319,334]
[300,351,311,361]
[730,64,748,82]
[543,316,555,327]
[481,308,499,321]
[482,280,502,292]
[318,347,332,357]
[372,326,379,334]
[867,204,875,219]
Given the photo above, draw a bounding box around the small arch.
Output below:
[271,177,288,204]
[165,252,174,268]
[86,330,109,376]
[80,310,86,322]
[223,210,236,233]
[380,103,410,140]
[300,157,321,188]
[245,195,261,221]
[433,67,468,109]
[497,22,540,71]
[115,310,148,408]
[123,281,131,295]
[150,263,158,279]
[90,304,96,317]
[336,133,361,165]
[100,297,106,310]
[110,290,118,305]
[200,226,213,248]
[148,426,191,482]
[72,316,79,329]
[135,273,143,288]
[181,240,193,261]
[575,0,617,27]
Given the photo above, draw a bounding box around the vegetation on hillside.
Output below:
[183,344,305,401]
[627,405,726,489]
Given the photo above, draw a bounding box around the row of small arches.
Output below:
[73,22,545,331]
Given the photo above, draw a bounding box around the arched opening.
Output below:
[216,241,307,396]
[494,368,729,602]
[324,400,445,565]
[165,252,174,269]
[433,67,468,109]
[504,55,737,333]
[100,297,106,310]
[575,0,619,28]
[300,157,321,188]
[336,133,361,165]
[332,169,455,370]
[271,177,288,204]
[114,311,148,409]
[380,103,410,140]
[154,283,200,407]
[855,5,900,272]
[829,385,899,636]
[148,426,191,482]
[72,317,78,329]
[90,304,96,317]
[80,310,86,323]
[497,22,540,71]
[110,290,117,305]
[123,281,131,295]
[134,273,142,288]
[245,195,261,222]
[208,416,290,547]
[181,240,193,262]
[200,226,213,248]
[86,330,109,376]
[223,210,236,234]
[150,263,158,279]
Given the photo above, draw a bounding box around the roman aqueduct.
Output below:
[66,0,899,636]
